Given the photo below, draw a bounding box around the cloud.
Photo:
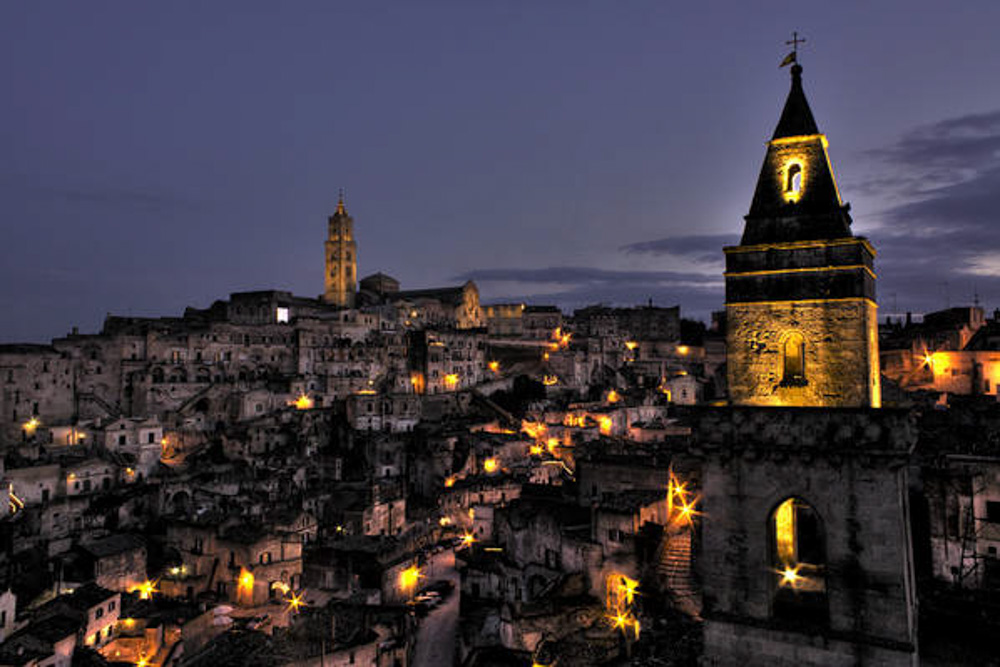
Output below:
[453,265,720,286]
[619,233,738,263]
[454,265,724,319]
[857,109,1000,312]
[0,174,202,212]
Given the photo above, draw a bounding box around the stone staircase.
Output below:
[656,529,701,618]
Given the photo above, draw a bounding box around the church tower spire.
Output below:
[725,62,880,408]
[323,191,357,308]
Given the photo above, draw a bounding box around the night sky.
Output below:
[3,2,1000,343]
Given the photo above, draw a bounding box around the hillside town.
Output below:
[2,63,1000,667]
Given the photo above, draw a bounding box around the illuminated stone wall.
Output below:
[727,298,880,408]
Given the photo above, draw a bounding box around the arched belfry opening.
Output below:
[785,163,802,196]
[769,497,827,624]
[781,332,806,385]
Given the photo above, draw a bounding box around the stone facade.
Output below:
[696,407,918,666]
[727,298,880,408]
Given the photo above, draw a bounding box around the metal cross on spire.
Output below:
[786,31,806,57]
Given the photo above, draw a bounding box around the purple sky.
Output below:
[3,2,1000,342]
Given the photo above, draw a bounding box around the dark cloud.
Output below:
[0,175,203,212]
[619,233,737,263]
[862,109,1000,314]
[455,265,724,320]
[453,265,720,286]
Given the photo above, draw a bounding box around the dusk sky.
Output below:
[3,2,1000,342]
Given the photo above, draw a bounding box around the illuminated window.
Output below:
[785,163,802,195]
[770,497,827,623]
[276,307,289,324]
[782,333,806,385]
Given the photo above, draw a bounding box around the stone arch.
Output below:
[785,162,803,194]
[768,496,827,624]
[169,490,191,515]
[780,331,806,385]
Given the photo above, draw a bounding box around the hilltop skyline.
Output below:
[3,2,1000,342]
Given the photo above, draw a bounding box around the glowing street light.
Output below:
[287,591,306,613]
[399,565,421,598]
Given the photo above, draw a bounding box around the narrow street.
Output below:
[413,547,461,667]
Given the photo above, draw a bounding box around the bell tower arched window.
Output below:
[770,497,827,624]
[782,332,806,385]
[785,163,802,195]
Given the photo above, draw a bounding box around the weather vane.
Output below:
[781,31,805,68]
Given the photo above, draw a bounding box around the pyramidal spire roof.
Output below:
[772,64,819,139]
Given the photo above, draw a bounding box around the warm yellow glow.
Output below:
[444,373,459,389]
[529,443,544,455]
[594,415,612,436]
[237,569,254,601]
[287,591,305,612]
[483,457,499,473]
[781,160,805,203]
[563,413,586,428]
[542,352,550,361]
[399,565,421,593]
[625,341,638,351]
[136,658,149,667]
[272,581,290,595]
[546,437,560,454]
[438,516,452,526]
[132,579,158,600]
[606,390,620,404]
[22,417,40,434]
[488,360,500,373]
[542,374,558,386]
[460,531,476,548]
[410,373,426,394]
[657,381,672,400]
[521,420,548,440]
[8,484,25,514]
[550,327,572,349]
[676,345,689,355]
[468,507,475,520]
[444,476,456,488]
[774,498,796,565]
[779,564,802,588]
[355,389,376,395]
[291,394,314,410]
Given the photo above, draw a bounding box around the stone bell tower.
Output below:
[698,55,917,667]
[725,62,880,408]
[323,193,357,308]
